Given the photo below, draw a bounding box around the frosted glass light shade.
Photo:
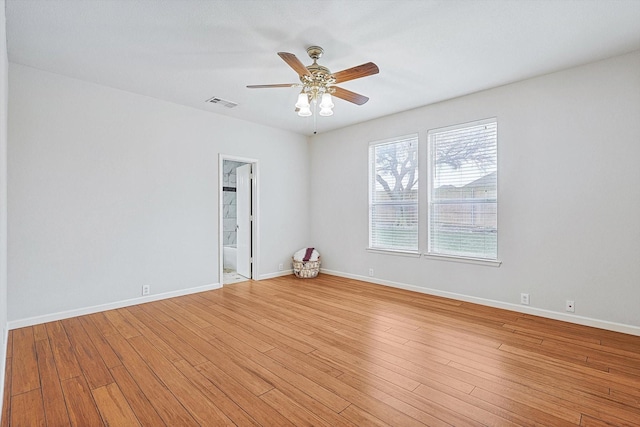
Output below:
[319,93,334,109]
[295,93,310,109]
[298,106,312,117]
[319,107,333,116]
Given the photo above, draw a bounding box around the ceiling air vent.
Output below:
[205,96,238,109]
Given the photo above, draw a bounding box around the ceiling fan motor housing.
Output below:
[306,46,324,60]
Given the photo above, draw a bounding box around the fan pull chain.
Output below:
[313,99,317,134]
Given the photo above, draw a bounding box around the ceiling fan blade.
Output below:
[332,86,369,105]
[278,52,312,77]
[246,84,299,88]
[332,62,379,84]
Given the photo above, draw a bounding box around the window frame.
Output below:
[368,134,420,254]
[426,118,499,264]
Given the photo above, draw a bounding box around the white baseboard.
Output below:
[321,269,640,337]
[7,282,222,330]
[258,269,293,280]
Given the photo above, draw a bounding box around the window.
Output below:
[369,135,419,252]
[428,119,497,260]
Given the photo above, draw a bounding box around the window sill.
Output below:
[366,248,421,258]
[422,253,502,267]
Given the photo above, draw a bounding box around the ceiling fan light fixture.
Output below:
[319,93,334,109]
[297,106,312,117]
[319,106,334,117]
[295,92,310,109]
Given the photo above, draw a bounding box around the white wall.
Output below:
[0,0,9,412]
[310,51,640,333]
[7,50,640,335]
[8,64,309,324]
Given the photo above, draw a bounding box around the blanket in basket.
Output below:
[293,247,319,262]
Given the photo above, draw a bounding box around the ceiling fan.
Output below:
[247,46,379,118]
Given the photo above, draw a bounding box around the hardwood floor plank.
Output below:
[195,361,297,426]
[156,298,213,330]
[449,361,588,424]
[407,338,614,398]
[185,295,317,354]
[273,290,417,333]
[499,343,640,391]
[269,341,344,378]
[60,376,104,427]
[4,275,640,427]
[260,346,429,426]
[609,387,640,407]
[127,335,236,426]
[266,381,358,427]
[198,320,355,419]
[123,306,201,364]
[10,327,40,395]
[10,389,46,427]
[133,301,174,323]
[62,317,114,389]
[200,312,276,353]
[87,312,120,337]
[449,358,640,424]
[173,359,261,427]
[470,386,583,427]
[198,319,353,413]
[109,365,166,427]
[333,322,412,346]
[339,404,392,427]
[91,382,141,427]
[260,388,337,427]
[77,316,122,369]
[162,319,276,396]
[246,347,352,413]
[579,413,639,427]
[216,290,301,325]
[32,323,48,342]
[543,334,640,365]
[102,309,141,339]
[305,329,476,394]
[35,339,71,426]
[282,345,423,392]
[607,364,640,379]
[45,321,83,381]
[337,373,459,427]
[104,333,199,426]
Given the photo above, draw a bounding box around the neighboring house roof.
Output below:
[464,171,497,188]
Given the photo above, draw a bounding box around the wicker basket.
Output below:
[292,257,321,279]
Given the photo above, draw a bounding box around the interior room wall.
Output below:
[8,63,310,325]
[309,51,640,333]
[0,0,10,410]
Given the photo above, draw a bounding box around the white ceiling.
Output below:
[6,0,640,136]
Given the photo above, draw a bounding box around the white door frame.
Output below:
[218,154,260,285]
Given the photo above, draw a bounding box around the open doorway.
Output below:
[219,155,259,285]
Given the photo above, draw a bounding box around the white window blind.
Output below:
[428,119,497,259]
[369,135,419,251]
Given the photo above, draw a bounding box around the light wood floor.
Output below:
[2,275,640,426]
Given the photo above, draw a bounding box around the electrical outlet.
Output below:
[142,285,150,296]
[368,268,374,277]
[278,263,284,271]
[566,300,575,312]
[520,293,530,305]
